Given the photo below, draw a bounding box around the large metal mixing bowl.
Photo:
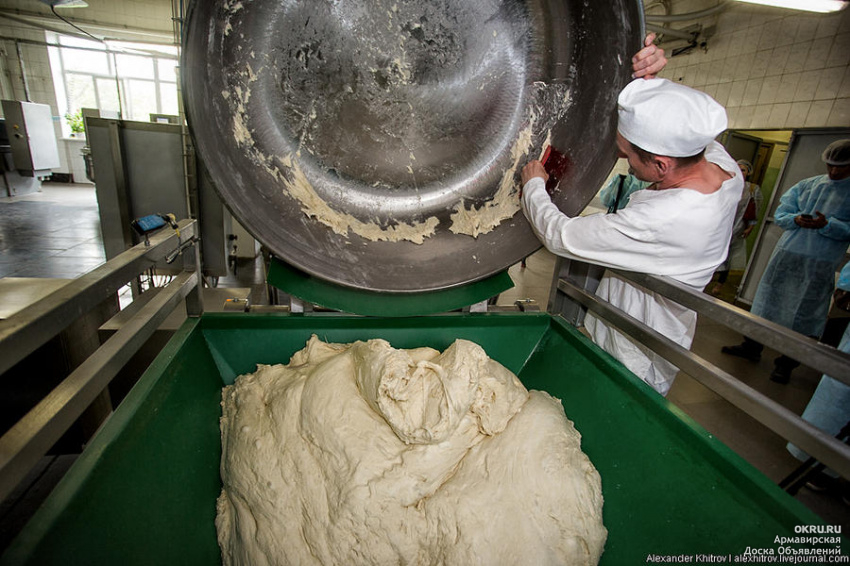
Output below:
[182,0,644,293]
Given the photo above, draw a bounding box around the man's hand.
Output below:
[795,211,828,229]
[741,225,755,238]
[632,33,667,79]
[810,211,828,229]
[521,160,548,188]
[834,288,850,312]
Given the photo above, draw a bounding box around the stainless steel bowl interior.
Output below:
[182,0,643,293]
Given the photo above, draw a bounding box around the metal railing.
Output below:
[551,260,850,481]
[0,219,202,502]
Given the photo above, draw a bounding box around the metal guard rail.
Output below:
[556,267,850,481]
[0,219,200,503]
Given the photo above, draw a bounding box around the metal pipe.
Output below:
[0,12,94,43]
[111,52,124,118]
[616,270,850,386]
[107,120,134,251]
[0,8,173,44]
[0,219,197,376]
[645,22,699,41]
[0,270,198,503]
[166,235,199,263]
[557,277,850,480]
[14,40,30,101]
[0,36,178,59]
[183,233,204,317]
[645,1,729,22]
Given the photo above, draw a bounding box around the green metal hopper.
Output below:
[1,312,825,565]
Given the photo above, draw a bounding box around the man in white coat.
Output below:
[520,78,742,396]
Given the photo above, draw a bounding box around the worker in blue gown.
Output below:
[722,139,850,383]
[786,261,850,494]
[599,173,650,214]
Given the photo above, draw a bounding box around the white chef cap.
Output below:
[617,78,728,158]
[821,139,850,166]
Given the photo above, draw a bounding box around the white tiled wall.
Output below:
[659,3,850,129]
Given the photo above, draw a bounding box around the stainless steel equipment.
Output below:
[182,0,644,293]
[0,100,60,178]
[0,120,41,197]
[86,117,231,277]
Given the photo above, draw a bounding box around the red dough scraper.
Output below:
[541,145,570,195]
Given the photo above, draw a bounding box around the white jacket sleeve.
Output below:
[521,177,584,255]
[520,177,674,274]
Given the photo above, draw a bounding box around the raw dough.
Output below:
[216,336,607,565]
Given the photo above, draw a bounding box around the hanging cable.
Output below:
[644,1,729,22]
[50,5,103,43]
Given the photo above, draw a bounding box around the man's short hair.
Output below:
[630,142,705,168]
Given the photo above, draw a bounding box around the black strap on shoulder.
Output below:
[608,174,627,214]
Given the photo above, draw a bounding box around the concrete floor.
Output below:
[0,183,105,279]
[1,183,847,549]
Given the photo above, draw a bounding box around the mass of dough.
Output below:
[216,335,607,565]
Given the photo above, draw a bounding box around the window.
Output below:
[47,33,180,136]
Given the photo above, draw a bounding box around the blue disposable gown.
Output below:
[751,174,850,337]
[787,262,850,468]
[598,174,650,213]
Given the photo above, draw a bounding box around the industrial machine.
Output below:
[0,100,61,196]
[181,0,640,295]
[85,116,232,279]
[1,0,847,564]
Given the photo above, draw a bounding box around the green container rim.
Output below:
[3,312,839,565]
[266,257,515,316]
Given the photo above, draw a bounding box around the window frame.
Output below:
[47,32,180,136]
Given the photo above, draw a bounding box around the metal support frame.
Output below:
[645,22,698,42]
[183,230,204,317]
[0,219,197,376]
[553,261,850,481]
[0,219,201,502]
[617,270,850,385]
[547,258,604,326]
[467,300,489,313]
[107,121,135,254]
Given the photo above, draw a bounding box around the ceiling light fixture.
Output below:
[733,0,848,13]
[38,0,89,8]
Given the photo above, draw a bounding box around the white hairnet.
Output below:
[736,159,753,176]
[617,79,727,158]
[821,139,850,166]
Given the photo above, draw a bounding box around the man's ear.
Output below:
[654,156,672,177]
